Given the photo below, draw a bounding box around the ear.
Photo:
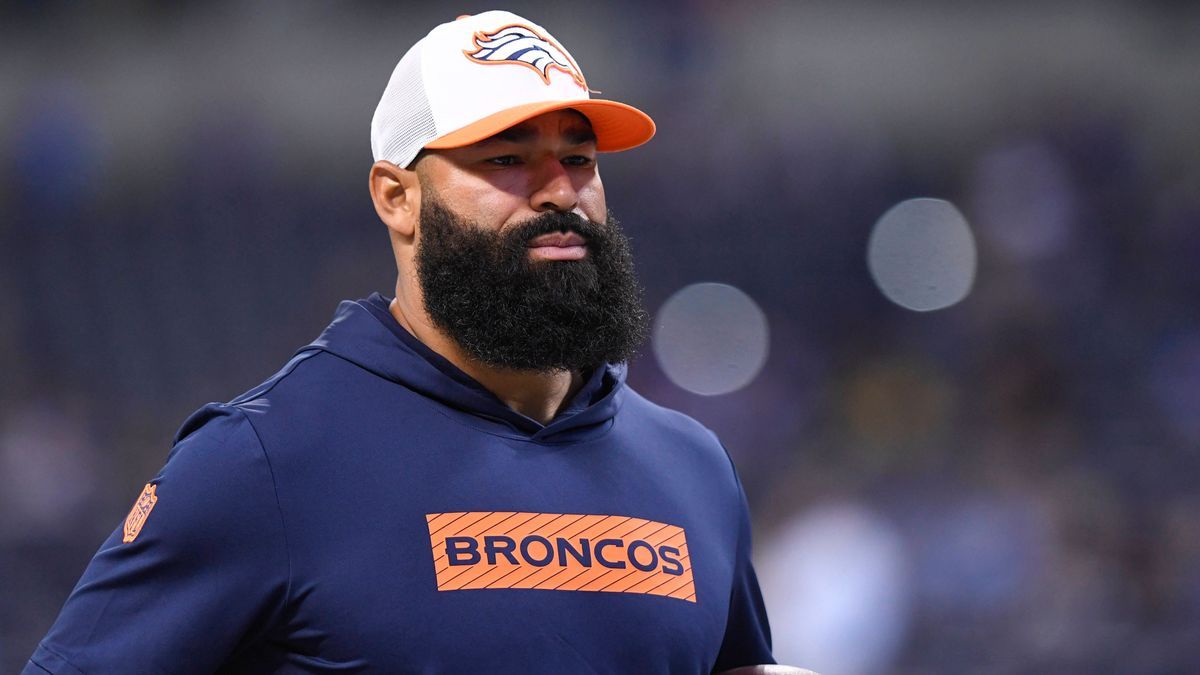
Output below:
[369,160,422,238]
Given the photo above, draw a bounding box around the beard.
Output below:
[414,194,649,373]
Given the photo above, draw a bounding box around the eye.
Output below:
[485,155,522,167]
[562,155,595,168]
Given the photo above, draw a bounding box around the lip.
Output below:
[527,232,588,261]
[528,245,587,261]
[527,232,587,248]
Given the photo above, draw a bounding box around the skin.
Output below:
[370,110,815,675]
[368,109,604,424]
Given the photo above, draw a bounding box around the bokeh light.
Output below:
[970,140,1077,263]
[867,198,977,312]
[652,283,770,396]
[758,502,911,675]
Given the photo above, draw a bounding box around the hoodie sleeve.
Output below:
[22,405,289,675]
[712,478,775,672]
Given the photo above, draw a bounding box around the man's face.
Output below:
[413,109,607,256]
[411,110,647,373]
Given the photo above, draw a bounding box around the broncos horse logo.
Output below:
[464,23,588,90]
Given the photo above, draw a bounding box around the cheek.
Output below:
[580,173,606,223]
[464,196,520,230]
[444,183,523,231]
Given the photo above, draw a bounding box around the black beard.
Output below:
[415,195,648,373]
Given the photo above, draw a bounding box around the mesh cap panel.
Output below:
[370,43,438,168]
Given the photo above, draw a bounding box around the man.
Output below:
[25,11,805,674]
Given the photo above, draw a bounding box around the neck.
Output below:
[388,294,585,425]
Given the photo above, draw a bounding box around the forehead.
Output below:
[473,109,596,147]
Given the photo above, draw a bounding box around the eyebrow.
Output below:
[486,125,597,146]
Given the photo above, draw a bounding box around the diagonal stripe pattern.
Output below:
[426,512,695,603]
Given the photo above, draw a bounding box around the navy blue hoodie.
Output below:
[25,294,774,674]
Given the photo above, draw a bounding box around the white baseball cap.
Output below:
[370,10,656,168]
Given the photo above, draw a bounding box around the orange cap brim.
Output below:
[423,99,655,152]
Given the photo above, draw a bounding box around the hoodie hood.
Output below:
[299,293,627,443]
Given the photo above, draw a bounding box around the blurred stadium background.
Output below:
[3,1,1200,672]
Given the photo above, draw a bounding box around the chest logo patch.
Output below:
[426,512,696,603]
[123,483,158,543]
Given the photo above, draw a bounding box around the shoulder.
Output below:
[129,402,286,558]
[619,387,728,455]
[616,386,742,491]
[167,403,266,477]
[203,347,384,441]
[164,349,340,473]
[227,347,355,413]
[183,346,432,476]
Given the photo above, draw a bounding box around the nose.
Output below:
[528,157,579,213]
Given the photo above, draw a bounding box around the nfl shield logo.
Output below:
[123,483,159,543]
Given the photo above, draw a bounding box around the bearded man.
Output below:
[24,11,807,675]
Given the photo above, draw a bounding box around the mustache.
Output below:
[508,210,607,244]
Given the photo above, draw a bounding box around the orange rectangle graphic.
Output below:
[426,512,695,603]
